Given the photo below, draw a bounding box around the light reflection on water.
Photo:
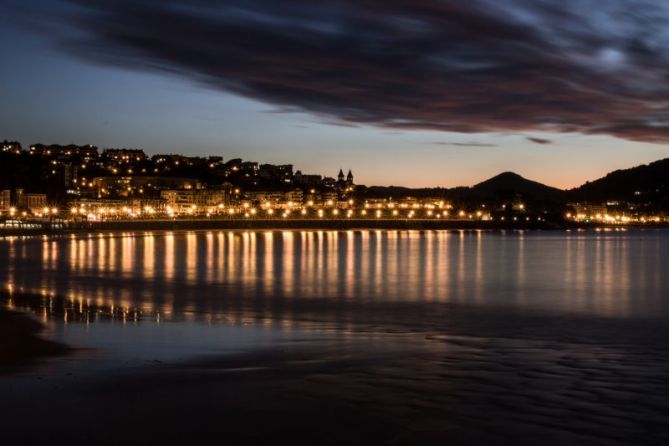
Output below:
[2,230,669,445]
[1,229,668,326]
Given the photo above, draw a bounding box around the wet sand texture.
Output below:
[0,309,69,372]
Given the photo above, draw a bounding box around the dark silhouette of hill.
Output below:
[466,172,566,202]
[569,158,669,203]
[356,172,565,208]
[361,161,669,211]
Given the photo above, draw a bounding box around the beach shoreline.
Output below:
[0,308,70,374]
[2,324,668,445]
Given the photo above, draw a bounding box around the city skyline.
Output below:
[2,1,669,189]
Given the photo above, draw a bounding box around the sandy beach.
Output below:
[0,309,69,373]
[2,296,669,445]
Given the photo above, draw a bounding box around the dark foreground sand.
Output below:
[2,328,669,445]
[3,290,669,445]
[0,309,69,373]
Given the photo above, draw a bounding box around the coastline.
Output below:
[1,217,660,237]
[0,308,70,373]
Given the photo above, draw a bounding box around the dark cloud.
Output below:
[48,0,669,142]
[431,142,497,148]
[526,137,552,145]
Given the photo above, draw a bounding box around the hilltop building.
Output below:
[259,164,294,184]
[337,168,354,186]
[294,171,322,187]
[2,141,22,154]
[336,168,355,195]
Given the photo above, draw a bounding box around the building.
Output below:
[240,162,259,176]
[16,190,48,213]
[259,164,294,183]
[568,202,609,220]
[322,177,337,188]
[294,171,322,187]
[0,189,11,211]
[29,144,98,161]
[1,141,22,155]
[70,198,166,219]
[91,176,201,197]
[321,191,338,203]
[336,168,355,192]
[101,148,148,165]
[246,191,286,205]
[161,190,227,214]
[63,163,79,189]
[284,189,304,204]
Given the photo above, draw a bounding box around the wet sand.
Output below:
[0,309,69,373]
[2,230,669,444]
[3,288,669,446]
[2,322,669,445]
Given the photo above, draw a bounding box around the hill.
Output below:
[570,158,669,203]
[465,172,566,202]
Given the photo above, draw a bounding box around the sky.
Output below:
[1,0,669,189]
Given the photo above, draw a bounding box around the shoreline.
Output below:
[1,217,663,237]
[0,308,70,373]
[2,307,668,445]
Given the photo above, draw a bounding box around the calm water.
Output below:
[2,229,669,318]
[2,229,669,444]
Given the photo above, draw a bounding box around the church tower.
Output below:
[346,169,354,185]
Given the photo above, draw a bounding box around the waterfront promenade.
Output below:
[0,217,650,237]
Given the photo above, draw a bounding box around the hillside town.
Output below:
[1,140,668,229]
